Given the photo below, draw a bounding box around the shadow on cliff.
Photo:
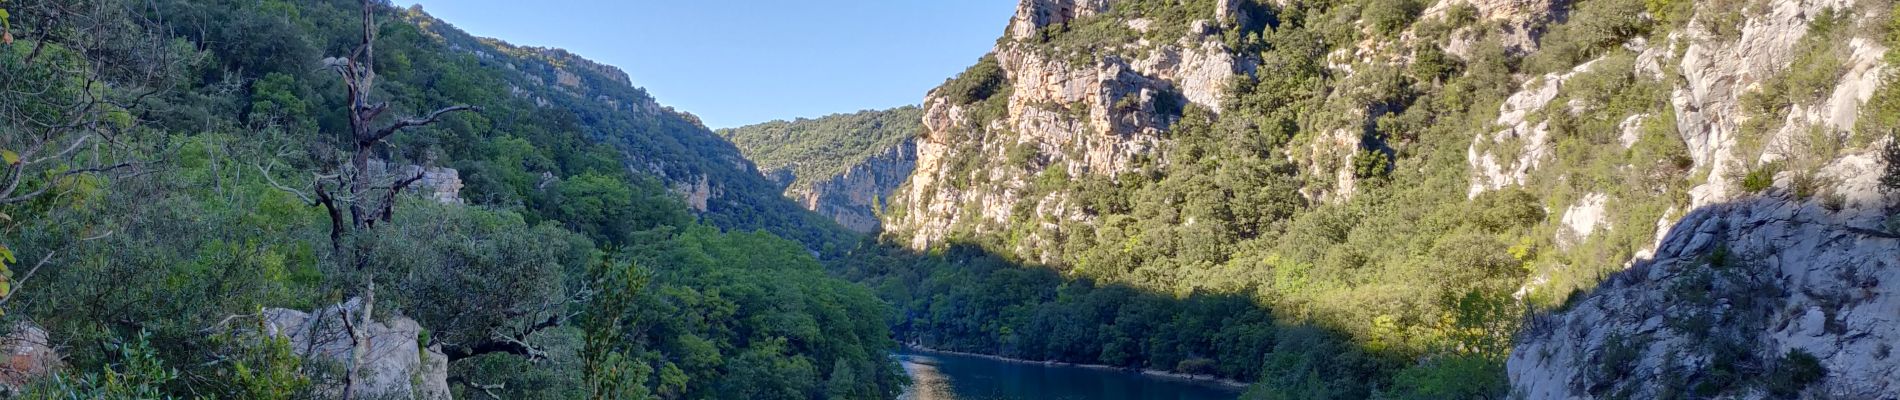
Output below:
[1511,179,1900,397]
[829,239,1406,396]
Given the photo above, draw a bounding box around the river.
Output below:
[895,349,1245,400]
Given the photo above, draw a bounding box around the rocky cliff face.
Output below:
[1493,0,1899,397]
[886,0,1255,255]
[1510,153,1899,399]
[882,0,1897,395]
[788,139,918,233]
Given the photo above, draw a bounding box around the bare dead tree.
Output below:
[309,1,478,398]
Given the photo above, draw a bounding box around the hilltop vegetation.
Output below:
[719,107,922,191]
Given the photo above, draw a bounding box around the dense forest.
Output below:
[0,0,900,398]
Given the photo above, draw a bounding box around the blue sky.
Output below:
[397,1,1016,129]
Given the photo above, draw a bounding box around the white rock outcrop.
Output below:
[888,1,1252,253]
[1510,152,1899,399]
[261,299,451,400]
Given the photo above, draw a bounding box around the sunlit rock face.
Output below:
[886,0,1254,260]
[787,139,919,233]
[1502,0,1898,397]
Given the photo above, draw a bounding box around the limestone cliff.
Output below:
[1482,0,1900,397]
[720,107,923,233]
[886,0,1256,257]
[787,139,918,233]
[877,0,1899,395]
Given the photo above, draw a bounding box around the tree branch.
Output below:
[315,180,346,250]
[366,105,479,144]
[441,314,562,363]
[374,171,426,223]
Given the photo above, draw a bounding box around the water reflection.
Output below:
[896,350,1243,400]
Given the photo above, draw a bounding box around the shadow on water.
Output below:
[895,349,1243,400]
[832,240,1404,399]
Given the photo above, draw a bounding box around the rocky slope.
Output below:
[870,0,1899,396]
[1497,0,1900,397]
[886,0,1258,255]
[788,139,917,233]
[405,8,856,252]
[1510,152,1899,399]
[720,107,923,233]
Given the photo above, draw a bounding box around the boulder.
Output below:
[261,299,450,400]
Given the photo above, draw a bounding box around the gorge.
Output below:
[0,0,1896,399]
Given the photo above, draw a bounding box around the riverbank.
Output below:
[901,344,1253,390]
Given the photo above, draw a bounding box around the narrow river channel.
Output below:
[896,349,1245,400]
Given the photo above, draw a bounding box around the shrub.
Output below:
[1590,334,1644,394]
[1883,137,1900,194]
[1765,349,1827,397]
[943,56,1007,105]
[1363,0,1425,37]
[1740,162,1783,193]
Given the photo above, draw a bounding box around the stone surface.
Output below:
[1561,192,1610,241]
[0,321,58,393]
[788,138,918,233]
[1467,59,1599,197]
[261,299,451,400]
[1008,0,1116,41]
[1423,0,1560,54]
[888,1,1250,254]
[1509,153,1900,399]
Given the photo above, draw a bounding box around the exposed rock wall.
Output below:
[887,0,1253,254]
[1509,153,1899,399]
[789,139,918,233]
[262,299,452,400]
[1502,0,1898,397]
[1009,0,1116,41]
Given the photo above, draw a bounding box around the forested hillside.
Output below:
[720,107,922,232]
[825,0,1900,398]
[0,0,898,398]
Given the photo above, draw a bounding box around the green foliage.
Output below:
[1523,0,1652,74]
[2,1,897,398]
[718,106,922,191]
[1383,354,1508,400]
[1765,349,1826,397]
[21,331,180,400]
[1740,162,1782,193]
[1363,0,1425,37]
[942,55,1007,105]
[1884,139,1900,194]
[588,227,906,399]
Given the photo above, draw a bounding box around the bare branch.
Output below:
[255,162,316,205]
[373,172,426,223]
[366,105,480,144]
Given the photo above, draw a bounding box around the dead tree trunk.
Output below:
[314,1,478,398]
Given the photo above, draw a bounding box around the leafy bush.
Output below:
[1362,0,1425,37]
[1740,162,1783,193]
[1884,138,1900,193]
[1765,349,1827,397]
[1523,0,1651,74]
[943,55,1007,105]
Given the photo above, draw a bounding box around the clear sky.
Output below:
[397,1,1016,129]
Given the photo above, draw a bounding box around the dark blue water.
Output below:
[895,350,1245,400]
